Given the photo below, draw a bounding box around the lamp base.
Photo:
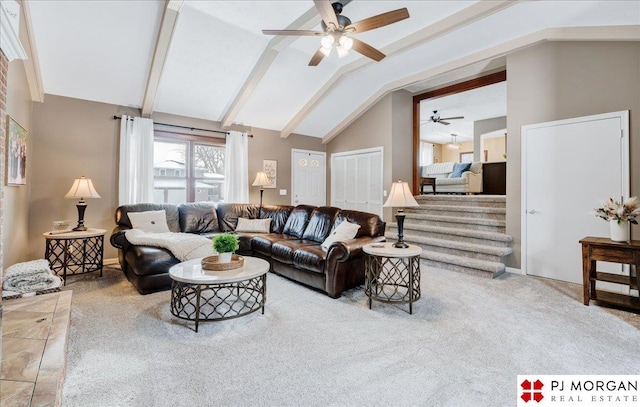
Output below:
[393,241,409,249]
[74,201,88,232]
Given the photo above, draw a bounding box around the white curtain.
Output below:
[118,115,154,205]
[223,131,249,203]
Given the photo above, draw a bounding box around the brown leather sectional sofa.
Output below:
[110,202,386,297]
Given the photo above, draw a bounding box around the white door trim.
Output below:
[520,110,629,276]
[291,148,327,206]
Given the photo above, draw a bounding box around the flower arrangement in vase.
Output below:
[594,197,639,242]
[213,233,239,263]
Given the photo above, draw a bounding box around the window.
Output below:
[153,132,225,204]
[419,141,434,166]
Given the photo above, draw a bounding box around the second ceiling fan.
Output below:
[429,110,464,126]
[262,1,410,66]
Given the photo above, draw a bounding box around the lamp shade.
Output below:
[383,180,419,208]
[64,176,101,199]
[252,171,271,187]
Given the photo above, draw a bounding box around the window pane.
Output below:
[154,179,187,204]
[154,141,187,178]
[194,144,225,202]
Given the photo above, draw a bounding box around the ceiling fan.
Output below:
[262,1,410,66]
[429,110,464,126]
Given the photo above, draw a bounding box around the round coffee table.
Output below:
[169,256,269,332]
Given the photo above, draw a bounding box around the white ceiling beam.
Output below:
[280,0,521,139]
[219,7,321,128]
[20,1,44,102]
[140,0,184,117]
[321,25,640,144]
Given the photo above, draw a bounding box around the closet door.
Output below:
[331,148,383,217]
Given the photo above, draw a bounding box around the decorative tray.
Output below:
[201,255,244,272]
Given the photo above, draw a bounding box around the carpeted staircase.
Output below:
[386,195,512,278]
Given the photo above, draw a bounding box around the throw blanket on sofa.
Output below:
[125,229,215,261]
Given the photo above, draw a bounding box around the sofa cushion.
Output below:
[178,202,219,234]
[449,163,471,178]
[321,220,360,250]
[115,203,180,232]
[236,217,271,233]
[216,203,259,232]
[260,205,293,233]
[251,234,297,256]
[128,210,171,233]
[124,246,180,277]
[282,205,315,238]
[437,177,468,186]
[293,245,326,274]
[302,207,340,243]
[271,240,317,264]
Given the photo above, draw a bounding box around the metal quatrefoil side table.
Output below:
[43,228,106,284]
[363,242,422,314]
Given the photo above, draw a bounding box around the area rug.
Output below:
[61,264,639,406]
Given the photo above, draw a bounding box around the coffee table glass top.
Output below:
[169,256,269,284]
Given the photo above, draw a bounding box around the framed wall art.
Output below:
[262,159,277,188]
[6,116,27,186]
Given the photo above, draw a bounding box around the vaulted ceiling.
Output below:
[25,1,640,142]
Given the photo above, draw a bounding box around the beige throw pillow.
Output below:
[235,217,271,233]
[321,221,360,251]
[128,210,171,233]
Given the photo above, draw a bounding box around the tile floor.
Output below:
[1,291,72,407]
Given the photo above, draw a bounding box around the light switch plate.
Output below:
[279,189,287,196]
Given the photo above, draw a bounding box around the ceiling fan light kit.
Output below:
[262,1,409,66]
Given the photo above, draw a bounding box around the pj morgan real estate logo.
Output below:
[517,375,640,406]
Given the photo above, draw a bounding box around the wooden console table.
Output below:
[579,236,640,311]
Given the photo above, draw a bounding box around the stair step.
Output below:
[404,213,505,233]
[406,205,505,220]
[419,251,505,278]
[415,195,506,208]
[398,233,512,261]
[388,223,512,247]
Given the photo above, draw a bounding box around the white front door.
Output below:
[522,111,629,284]
[292,149,326,206]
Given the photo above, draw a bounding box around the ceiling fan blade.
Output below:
[439,121,451,126]
[262,30,325,36]
[346,8,409,33]
[440,116,465,121]
[351,38,385,62]
[314,0,339,28]
[308,48,326,66]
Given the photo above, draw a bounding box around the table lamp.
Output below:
[65,176,101,231]
[252,171,271,208]
[383,180,419,248]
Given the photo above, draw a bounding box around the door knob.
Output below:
[528,209,540,214]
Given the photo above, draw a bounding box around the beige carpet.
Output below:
[61,265,639,406]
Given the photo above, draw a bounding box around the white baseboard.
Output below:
[506,266,523,275]
[103,258,119,266]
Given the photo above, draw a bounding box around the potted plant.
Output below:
[213,233,239,263]
[594,197,639,242]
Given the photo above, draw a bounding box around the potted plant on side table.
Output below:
[213,233,239,263]
[594,196,639,242]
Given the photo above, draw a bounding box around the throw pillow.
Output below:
[235,217,271,233]
[321,221,361,251]
[128,210,171,233]
[449,163,471,178]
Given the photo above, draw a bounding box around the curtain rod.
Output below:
[113,115,253,137]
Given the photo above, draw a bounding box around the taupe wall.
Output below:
[27,97,323,261]
[506,41,640,269]
[326,90,413,222]
[475,116,506,162]
[4,45,33,267]
[30,96,138,261]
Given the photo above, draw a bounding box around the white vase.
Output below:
[218,252,233,263]
[609,220,629,242]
